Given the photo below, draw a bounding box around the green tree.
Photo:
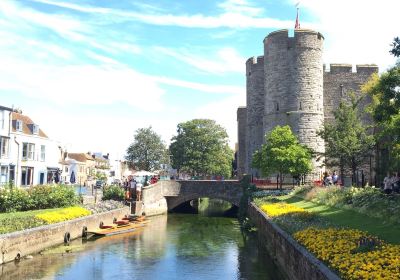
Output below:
[252,125,312,190]
[318,95,375,184]
[126,127,167,171]
[390,37,400,57]
[362,63,400,173]
[169,119,233,178]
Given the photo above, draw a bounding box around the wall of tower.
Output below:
[323,64,378,184]
[237,106,247,177]
[323,64,378,124]
[246,56,265,176]
[263,29,325,179]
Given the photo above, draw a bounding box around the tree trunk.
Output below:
[279,172,283,191]
[351,158,357,186]
[340,160,345,187]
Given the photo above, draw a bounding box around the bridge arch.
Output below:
[140,180,243,216]
[166,193,240,211]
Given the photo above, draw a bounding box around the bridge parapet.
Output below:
[140,180,243,215]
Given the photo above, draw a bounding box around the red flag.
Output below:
[295,8,300,29]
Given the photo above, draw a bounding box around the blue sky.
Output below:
[0,0,399,159]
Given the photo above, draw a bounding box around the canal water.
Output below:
[1,200,284,280]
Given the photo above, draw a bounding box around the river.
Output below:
[0,200,284,280]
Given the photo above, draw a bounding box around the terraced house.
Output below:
[0,105,60,186]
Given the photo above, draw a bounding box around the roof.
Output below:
[11,112,48,138]
[68,153,94,162]
[0,105,13,111]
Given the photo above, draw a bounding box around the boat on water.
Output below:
[87,219,149,237]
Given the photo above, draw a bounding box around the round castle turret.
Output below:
[246,56,265,176]
[263,29,325,178]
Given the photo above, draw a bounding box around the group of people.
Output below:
[123,175,159,201]
[322,171,339,186]
[383,173,400,194]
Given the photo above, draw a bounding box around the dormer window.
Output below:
[33,124,39,135]
[16,120,23,131]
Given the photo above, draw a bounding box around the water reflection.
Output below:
[0,202,284,280]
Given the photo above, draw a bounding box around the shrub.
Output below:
[0,184,79,213]
[102,185,125,201]
[28,185,79,209]
[0,185,32,212]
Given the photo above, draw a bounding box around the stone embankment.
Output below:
[0,206,130,264]
[248,202,340,280]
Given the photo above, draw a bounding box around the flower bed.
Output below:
[255,199,400,279]
[260,202,306,217]
[35,206,91,223]
[294,228,400,280]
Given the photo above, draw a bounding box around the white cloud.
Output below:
[295,0,400,71]
[155,47,245,74]
[31,0,295,29]
[0,56,165,111]
[218,0,264,16]
[155,76,244,95]
[0,1,87,41]
[194,94,246,148]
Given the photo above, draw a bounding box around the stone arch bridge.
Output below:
[138,180,243,216]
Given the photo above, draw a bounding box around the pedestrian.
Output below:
[383,173,392,194]
[332,171,338,185]
[130,178,137,200]
[136,182,142,201]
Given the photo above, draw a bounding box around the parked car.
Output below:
[95,180,105,189]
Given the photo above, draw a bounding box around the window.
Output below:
[33,124,39,135]
[16,120,23,131]
[0,166,8,185]
[0,137,9,158]
[65,166,68,172]
[21,166,34,186]
[22,143,35,160]
[40,145,45,161]
[276,102,279,111]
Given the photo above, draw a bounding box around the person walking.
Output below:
[383,173,393,194]
[332,171,339,185]
[136,181,143,201]
[130,178,137,200]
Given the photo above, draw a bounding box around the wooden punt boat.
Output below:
[87,220,150,237]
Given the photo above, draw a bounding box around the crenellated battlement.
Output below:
[246,56,264,75]
[263,29,323,47]
[324,64,379,74]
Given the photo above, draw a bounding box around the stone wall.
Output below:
[323,64,378,124]
[167,180,242,210]
[0,207,130,265]
[141,180,171,216]
[263,29,325,179]
[237,106,248,176]
[246,56,265,176]
[323,64,378,184]
[248,203,340,280]
[141,180,242,212]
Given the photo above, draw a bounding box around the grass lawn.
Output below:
[276,195,400,244]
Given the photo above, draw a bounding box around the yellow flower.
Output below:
[35,207,91,224]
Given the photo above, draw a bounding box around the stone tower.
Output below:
[246,56,265,176]
[263,29,325,178]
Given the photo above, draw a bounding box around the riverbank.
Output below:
[251,187,400,279]
[0,206,130,264]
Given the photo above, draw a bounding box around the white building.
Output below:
[0,106,61,187]
[0,105,13,185]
